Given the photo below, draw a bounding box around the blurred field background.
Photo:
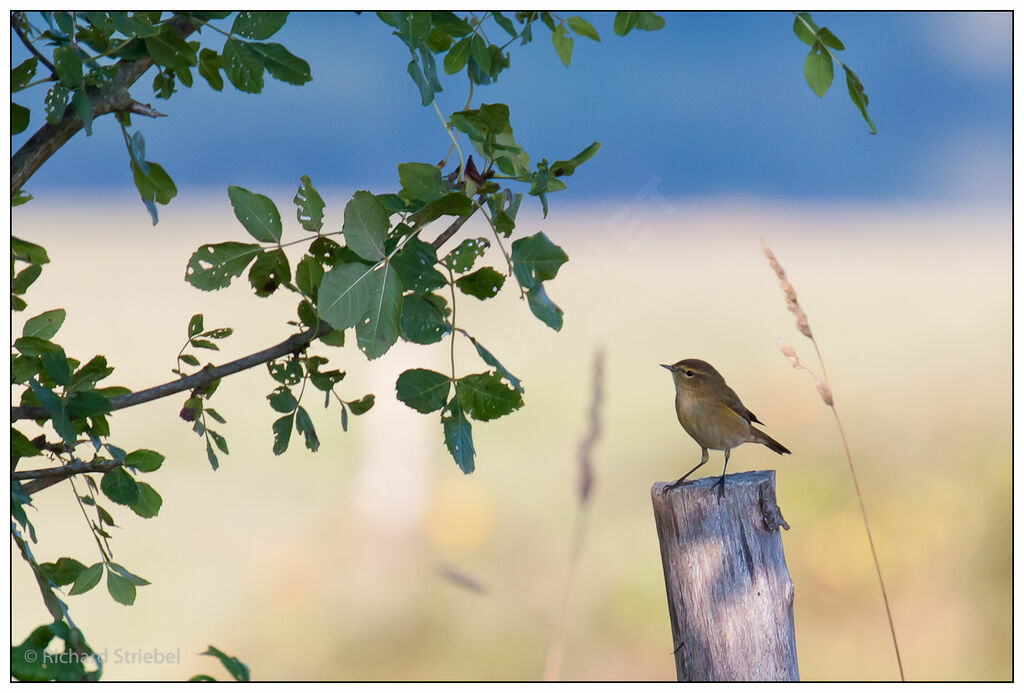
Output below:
[10,192,1009,681]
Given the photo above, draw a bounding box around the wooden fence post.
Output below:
[650,470,799,682]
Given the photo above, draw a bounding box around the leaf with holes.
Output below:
[185,243,263,291]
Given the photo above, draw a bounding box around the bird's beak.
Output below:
[660,363,673,371]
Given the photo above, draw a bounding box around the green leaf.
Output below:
[390,237,447,293]
[552,24,574,67]
[101,467,141,506]
[188,314,204,337]
[201,646,251,682]
[818,27,845,51]
[470,34,492,74]
[39,557,87,586]
[407,58,435,106]
[294,174,325,232]
[613,12,637,36]
[442,397,475,473]
[129,482,162,518]
[456,372,524,421]
[144,24,197,70]
[444,36,472,74]
[68,562,104,595]
[272,412,294,455]
[222,38,264,93]
[267,385,298,413]
[493,11,517,38]
[206,439,219,470]
[41,349,72,386]
[318,262,376,331]
[248,248,291,297]
[635,12,666,31]
[792,12,819,46]
[398,162,444,206]
[551,141,602,177]
[12,190,33,208]
[355,262,403,360]
[107,562,150,585]
[267,357,303,385]
[125,449,164,473]
[107,570,137,605]
[228,185,282,243]
[11,428,41,459]
[198,48,224,91]
[53,45,83,88]
[432,11,472,36]
[12,57,38,92]
[294,406,320,451]
[567,16,600,41]
[396,368,451,413]
[12,103,30,135]
[248,42,312,85]
[444,237,489,272]
[346,394,375,415]
[343,191,389,261]
[295,255,325,300]
[511,232,568,288]
[804,49,833,98]
[44,84,70,124]
[109,11,160,38]
[180,354,200,366]
[451,103,530,177]
[456,267,506,300]
[23,309,66,340]
[190,338,218,350]
[525,283,564,331]
[27,379,75,444]
[844,65,878,134]
[185,242,263,291]
[132,160,177,211]
[400,293,450,344]
[231,11,288,39]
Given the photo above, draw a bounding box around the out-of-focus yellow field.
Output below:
[11,193,1010,681]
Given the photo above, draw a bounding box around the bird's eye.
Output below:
[684,370,694,377]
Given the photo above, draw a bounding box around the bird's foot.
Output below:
[712,476,726,502]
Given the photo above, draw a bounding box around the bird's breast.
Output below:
[675,389,750,450]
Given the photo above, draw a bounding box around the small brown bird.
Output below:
[661,359,790,497]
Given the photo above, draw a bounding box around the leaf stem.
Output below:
[433,100,464,183]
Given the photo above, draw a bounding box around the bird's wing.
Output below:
[722,386,763,425]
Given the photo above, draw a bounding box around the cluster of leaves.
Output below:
[11,11,310,222]
[174,314,234,468]
[379,10,665,104]
[793,11,877,134]
[185,133,581,471]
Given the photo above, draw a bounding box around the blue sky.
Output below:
[12,11,1012,205]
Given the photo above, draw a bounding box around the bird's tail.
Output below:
[751,427,791,455]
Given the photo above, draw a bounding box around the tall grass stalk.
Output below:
[543,348,603,681]
[763,239,905,681]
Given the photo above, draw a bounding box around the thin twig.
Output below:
[11,12,58,76]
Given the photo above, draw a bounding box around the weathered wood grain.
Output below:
[651,470,798,681]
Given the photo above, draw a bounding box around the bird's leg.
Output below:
[667,447,709,490]
[712,449,731,501]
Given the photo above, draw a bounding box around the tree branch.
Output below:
[10,13,196,195]
[11,12,58,77]
[431,201,481,250]
[12,321,332,422]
